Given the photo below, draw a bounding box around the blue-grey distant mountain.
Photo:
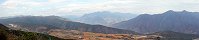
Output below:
[61,15,81,21]
[0,16,139,34]
[114,10,199,34]
[78,11,138,26]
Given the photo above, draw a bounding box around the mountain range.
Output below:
[0,16,138,34]
[114,10,199,34]
[77,11,138,26]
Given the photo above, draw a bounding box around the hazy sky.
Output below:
[0,0,199,17]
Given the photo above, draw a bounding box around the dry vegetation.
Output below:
[48,29,160,40]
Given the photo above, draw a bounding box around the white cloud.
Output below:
[48,0,68,3]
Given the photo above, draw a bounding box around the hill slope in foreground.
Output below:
[0,24,73,40]
[48,29,199,40]
[148,31,199,40]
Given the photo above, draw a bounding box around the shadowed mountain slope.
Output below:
[114,10,199,34]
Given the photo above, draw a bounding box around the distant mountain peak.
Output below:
[91,11,112,14]
[182,10,188,12]
[79,11,138,26]
[164,10,190,14]
[164,10,176,14]
[139,14,151,16]
[167,10,175,12]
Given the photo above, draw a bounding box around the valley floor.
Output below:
[48,29,161,40]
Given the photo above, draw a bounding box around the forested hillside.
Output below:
[0,23,70,40]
